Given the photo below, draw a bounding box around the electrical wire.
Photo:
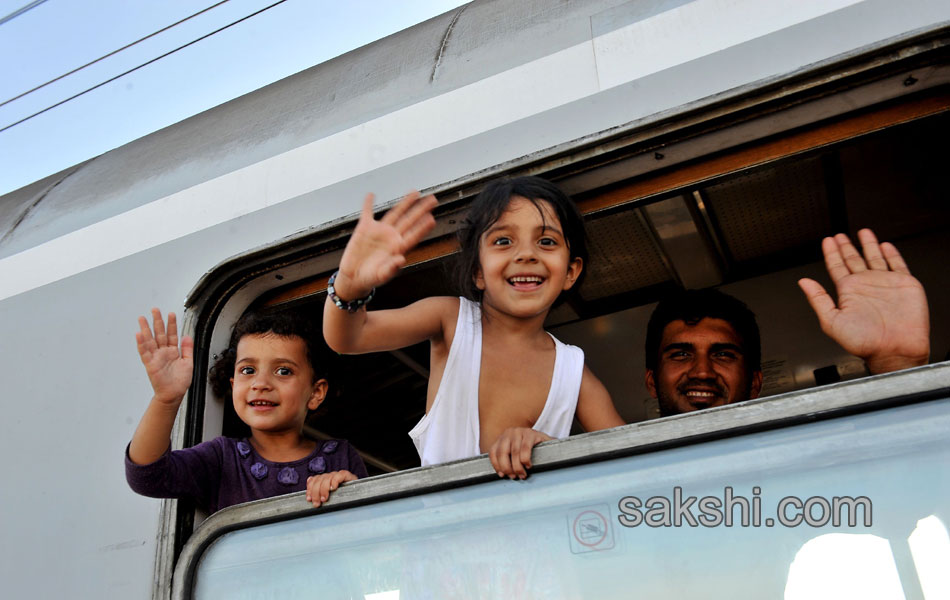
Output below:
[0,0,49,27]
[1,0,232,108]
[0,0,290,134]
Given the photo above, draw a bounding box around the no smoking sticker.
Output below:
[567,504,615,554]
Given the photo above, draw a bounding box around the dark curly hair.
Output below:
[208,311,332,401]
[645,289,761,373]
[455,176,588,302]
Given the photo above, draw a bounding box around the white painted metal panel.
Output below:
[1,0,946,302]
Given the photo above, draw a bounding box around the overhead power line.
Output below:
[1,0,233,109]
[0,0,49,27]
[0,0,290,134]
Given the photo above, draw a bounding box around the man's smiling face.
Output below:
[646,317,762,416]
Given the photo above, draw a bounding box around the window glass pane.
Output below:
[194,398,950,599]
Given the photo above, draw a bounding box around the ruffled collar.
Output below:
[236,439,341,485]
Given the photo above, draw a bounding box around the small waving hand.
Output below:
[489,427,553,480]
[136,308,195,405]
[798,229,929,374]
[334,191,438,299]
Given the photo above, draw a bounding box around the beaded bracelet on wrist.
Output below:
[327,270,375,313]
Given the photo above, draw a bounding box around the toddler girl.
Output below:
[126,309,367,513]
[324,176,624,478]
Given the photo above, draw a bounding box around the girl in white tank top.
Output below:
[323,177,624,478]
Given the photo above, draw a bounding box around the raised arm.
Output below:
[797,229,930,375]
[323,191,444,354]
[129,309,195,465]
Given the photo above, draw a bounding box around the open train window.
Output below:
[197,96,947,477]
[153,25,950,599]
[167,36,949,570]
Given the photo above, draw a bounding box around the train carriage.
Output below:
[1,1,948,598]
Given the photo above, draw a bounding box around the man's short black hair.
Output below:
[645,289,761,373]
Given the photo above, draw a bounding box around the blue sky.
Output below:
[0,0,466,195]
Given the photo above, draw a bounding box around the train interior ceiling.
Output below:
[221,107,949,476]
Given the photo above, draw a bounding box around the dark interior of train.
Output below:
[221,105,949,476]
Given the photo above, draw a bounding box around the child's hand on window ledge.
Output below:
[489,427,553,480]
[306,470,358,507]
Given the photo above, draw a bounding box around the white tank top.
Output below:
[408,297,585,466]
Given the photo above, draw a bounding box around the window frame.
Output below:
[156,25,950,597]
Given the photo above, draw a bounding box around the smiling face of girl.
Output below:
[230,333,326,437]
[474,196,583,320]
